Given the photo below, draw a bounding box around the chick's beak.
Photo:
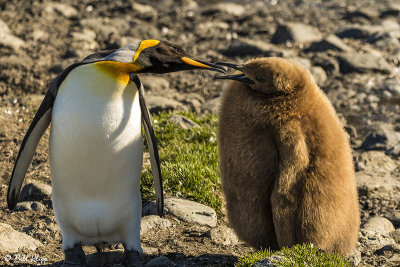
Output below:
[213,62,255,84]
[181,57,226,74]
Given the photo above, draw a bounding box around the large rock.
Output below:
[363,216,395,235]
[0,223,42,253]
[338,53,393,74]
[140,215,172,235]
[307,34,352,52]
[164,198,217,227]
[271,23,322,44]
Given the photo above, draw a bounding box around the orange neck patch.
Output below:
[93,61,140,84]
[133,40,160,63]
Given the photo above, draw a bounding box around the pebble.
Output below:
[0,222,42,253]
[141,215,172,235]
[167,115,199,130]
[271,22,322,44]
[15,201,45,212]
[164,198,217,227]
[363,216,395,235]
[0,19,25,51]
[336,25,381,39]
[310,66,327,86]
[131,3,158,20]
[360,123,400,152]
[223,39,296,57]
[345,7,380,20]
[337,53,393,74]
[202,3,245,17]
[307,34,352,52]
[44,2,78,18]
[209,225,239,246]
[19,181,52,202]
[202,97,221,115]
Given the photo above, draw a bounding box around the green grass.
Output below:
[236,244,353,267]
[140,111,221,211]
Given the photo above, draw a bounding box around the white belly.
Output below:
[49,64,143,249]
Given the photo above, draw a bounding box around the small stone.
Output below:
[131,3,158,20]
[142,245,159,256]
[164,198,217,227]
[381,3,400,17]
[202,3,245,17]
[374,244,400,255]
[256,254,289,267]
[363,216,395,235]
[145,95,185,113]
[19,181,52,202]
[15,201,45,212]
[209,225,239,245]
[202,97,221,115]
[271,23,322,44]
[45,2,78,18]
[307,34,352,52]
[222,39,296,57]
[310,66,327,86]
[0,223,42,253]
[313,55,340,74]
[338,53,393,74]
[168,115,199,130]
[349,249,362,266]
[140,76,169,91]
[145,255,173,267]
[360,124,400,152]
[336,25,381,39]
[345,7,380,20]
[0,19,25,51]
[391,228,400,243]
[140,215,172,235]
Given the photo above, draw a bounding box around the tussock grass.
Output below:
[236,244,353,266]
[141,112,221,211]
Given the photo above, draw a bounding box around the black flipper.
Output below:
[131,74,164,217]
[7,49,120,211]
[7,92,53,210]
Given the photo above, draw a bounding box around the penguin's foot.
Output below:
[124,250,142,267]
[63,245,86,266]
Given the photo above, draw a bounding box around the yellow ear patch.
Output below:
[181,57,211,69]
[132,39,160,63]
[94,61,140,84]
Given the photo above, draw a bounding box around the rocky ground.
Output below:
[1,0,400,266]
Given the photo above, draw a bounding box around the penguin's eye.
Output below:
[172,46,179,53]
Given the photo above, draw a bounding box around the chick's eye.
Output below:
[172,47,179,53]
[256,76,263,81]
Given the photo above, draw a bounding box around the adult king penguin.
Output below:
[7,40,225,266]
[215,58,360,256]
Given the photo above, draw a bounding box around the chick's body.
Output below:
[218,57,359,255]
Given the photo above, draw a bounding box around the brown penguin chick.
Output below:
[216,57,360,256]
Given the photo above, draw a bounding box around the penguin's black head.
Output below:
[215,58,308,97]
[132,40,225,74]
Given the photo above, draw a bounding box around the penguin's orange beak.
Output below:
[181,57,226,73]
